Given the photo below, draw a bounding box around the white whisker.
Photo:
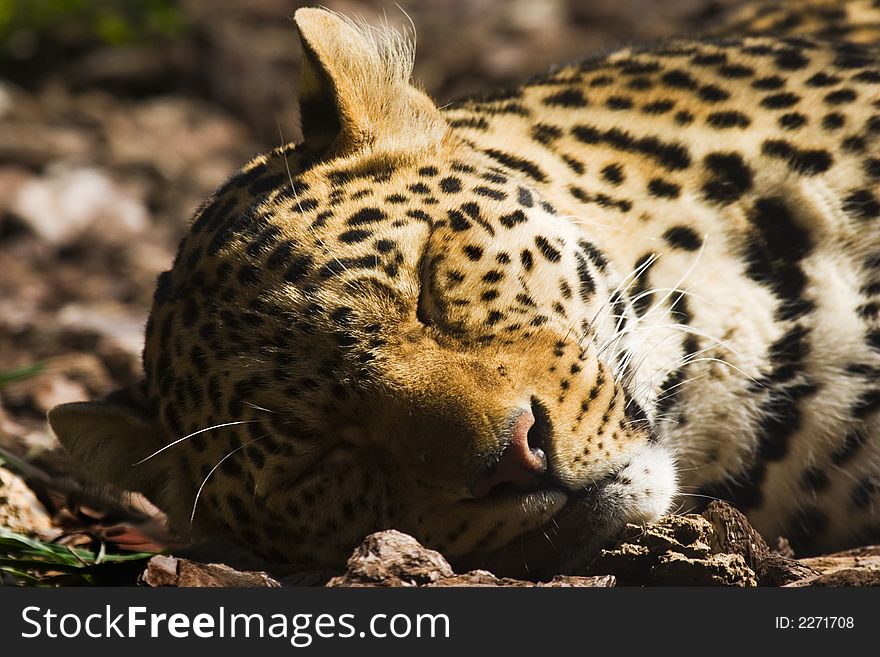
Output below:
[639,237,707,326]
[243,401,281,414]
[132,420,259,466]
[190,434,269,526]
[651,372,711,405]
[580,251,661,350]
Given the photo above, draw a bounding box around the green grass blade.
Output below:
[0,528,154,586]
[0,528,154,566]
[0,362,45,389]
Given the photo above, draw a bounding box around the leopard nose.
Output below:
[469,406,549,498]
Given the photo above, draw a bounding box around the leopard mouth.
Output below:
[453,444,677,578]
[452,480,610,578]
[467,473,568,505]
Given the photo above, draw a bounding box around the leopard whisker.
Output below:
[650,372,711,405]
[678,491,726,503]
[626,285,715,310]
[253,435,290,500]
[598,240,709,366]
[132,419,260,466]
[581,251,661,348]
[625,337,730,393]
[643,237,707,321]
[243,401,282,414]
[190,434,270,526]
[628,349,751,408]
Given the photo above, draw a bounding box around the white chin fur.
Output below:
[608,443,677,524]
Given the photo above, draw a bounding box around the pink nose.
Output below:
[470,409,548,498]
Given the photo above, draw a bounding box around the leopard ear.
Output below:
[293,7,446,156]
[47,383,173,501]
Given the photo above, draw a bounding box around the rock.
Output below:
[0,166,36,217]
[702,500,771,568]
[0,466,52,536]
[10,165,149,245]
[128,526,880,588]
[800,544,880,567]
[582,502,775,586]
[588,514,728,585]
[0,123,93,168]
[588,541,655,583]
[772,536,796,558]
[175,559,280,587]
[56,304,146,378]
[790,568,880,587]
[428,570,536,587]
[141,555,179,586]
[757,555,820,586]
[428,570,615,587]
[784,547,880,586]
[141,555,281,587]
[29,376,90,415]
[0,82,14,119]
[626,513,715,558]
[540,574,616,587]
[1,354,113,415]
[327,530,454,587]
[652,552,757,587]
[329,531,617,587]
[104,96,250,189]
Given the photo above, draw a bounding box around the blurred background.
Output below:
[0,0,745,580]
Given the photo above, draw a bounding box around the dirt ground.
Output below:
[1,0,772,584]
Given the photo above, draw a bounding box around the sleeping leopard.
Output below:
[49,0,880,576]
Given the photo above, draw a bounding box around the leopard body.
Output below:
[50,0,880,574]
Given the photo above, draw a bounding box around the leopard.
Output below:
[48,0,880,577]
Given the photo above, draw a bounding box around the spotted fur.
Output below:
[50,1,880,573]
